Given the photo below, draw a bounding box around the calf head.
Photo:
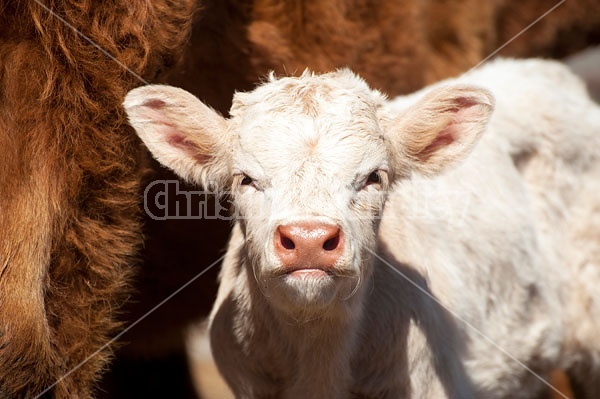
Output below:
[124,70,493,317]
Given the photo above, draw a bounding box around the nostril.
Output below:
[323,234,340,251]
[277,224,342,256]
[280,236,295,250]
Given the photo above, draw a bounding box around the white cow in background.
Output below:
[124,58,600,399]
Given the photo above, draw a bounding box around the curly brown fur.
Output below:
[0,1,195,397]
[494,0,600,58]
[170,0,600,116]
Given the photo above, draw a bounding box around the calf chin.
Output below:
[259,265,363,320]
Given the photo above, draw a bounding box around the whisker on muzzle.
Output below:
[340,273,362,301]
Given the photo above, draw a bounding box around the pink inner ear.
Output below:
[142,99,166,110]
[166,131,213,164]
[138,99,215,165]
[419,100,482,159]
[421,126,456,159]
[167,131,187,148]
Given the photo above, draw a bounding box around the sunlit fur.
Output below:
[127,67,489,398]
[125,59,600,398]
[227,70,390,319]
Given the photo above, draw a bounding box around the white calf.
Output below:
[124,58,600,399]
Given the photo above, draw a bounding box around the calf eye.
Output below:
[241,175,253,186]
[366,171,381,185]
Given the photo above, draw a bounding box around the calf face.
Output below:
[124,70,493,316]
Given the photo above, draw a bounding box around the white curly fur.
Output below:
[124,59,600,399]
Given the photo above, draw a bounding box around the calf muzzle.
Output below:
[274,222,344,274]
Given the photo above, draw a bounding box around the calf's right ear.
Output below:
[123,85,230,188]
[385,84,494,177]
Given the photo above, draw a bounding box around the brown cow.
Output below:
[0,1,195,397]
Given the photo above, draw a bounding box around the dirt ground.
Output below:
[188,324,234,399]
[566,45,600,102]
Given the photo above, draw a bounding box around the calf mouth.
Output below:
[258,260,364,307]
[269,263,356,279]
[286,266,331,278]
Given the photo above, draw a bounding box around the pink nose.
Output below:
[274,222,344,271]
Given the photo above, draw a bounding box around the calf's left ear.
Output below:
[123,84,230,188]
[385,84,494,176]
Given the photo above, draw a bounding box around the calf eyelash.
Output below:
[241,175,254,185]
[366,171,382,185]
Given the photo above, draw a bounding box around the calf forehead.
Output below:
[238,113,384,172]
[230,72,386,174]
[230,69,384,118]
